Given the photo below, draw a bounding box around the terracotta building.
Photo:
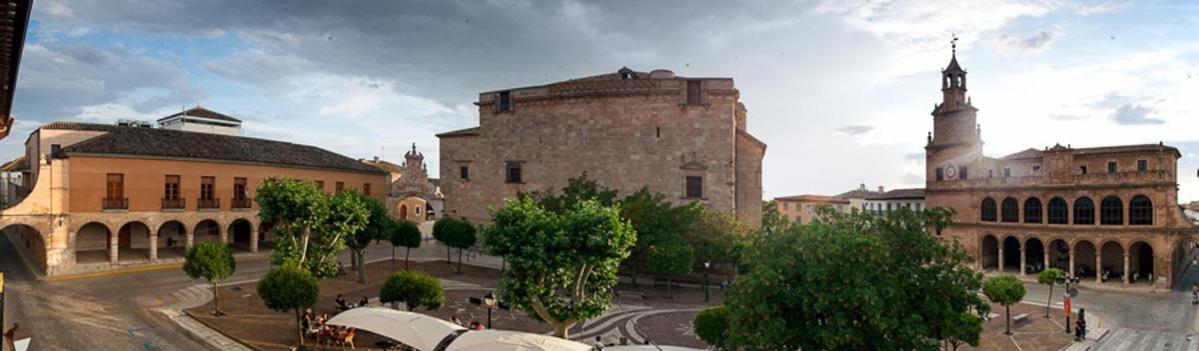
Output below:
[773,195,848,224]
[0,112,387,277]
[437,67,766,226]
[924,51,1197,290]
[361,144,443,224]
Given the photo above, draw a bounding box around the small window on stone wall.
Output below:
[686,80,703,105]
[936,168,944,181]
[460,166,469,180]
[1137,160,1148,172]
[505,162,523,184]
[685,176,703,198]
[1107,161,1117,174]
[497,91,513,112]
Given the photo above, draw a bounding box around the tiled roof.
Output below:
[363,159,404,173]
[867,188,925,200]
[1001,148,1042,160]
[0,154,27,171]
[42,121,384,174]
[157,106,242,123]
[835,188,882,200]
[774,194,850,204]
[436,127,481,138]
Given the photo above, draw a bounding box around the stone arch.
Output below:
[228,219,254,252]
[399,204,409,221]
[1100,196,1124,225]
[1001,197,1019,223]
[75,221,112,264]
[1074,197,1095,225]
[1129,241,1154,285]
[194,219,221,245]
[117,221,152,262]
[980,234,999,270]
[981,197,997,222]
[1002,236,1021,274]
[1025,237,1045,273]
[1129,195,1152,226]
[1024,197,1043,223]
[1073,240,1097,279]
[1047,238,1069,272]
[1100,241,1125,283]
[1,223,48,275]
[157,220,187,258]
[1047,197,1069,224]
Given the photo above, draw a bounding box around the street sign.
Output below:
[1067,286,1078,298]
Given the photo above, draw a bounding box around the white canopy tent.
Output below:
[445,329,591,351]
[324,307,464,351]
[605,346,705,351]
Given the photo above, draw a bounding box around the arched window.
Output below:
[1100,196,1123,225]
[1129,195,1152,225]
[1048,197,1068,224]
[981,197,997,222]
[1001,197,1019,223]
[1024,198,1042,223]
[1073,197,1095,225]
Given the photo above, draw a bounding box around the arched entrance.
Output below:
[258,222,276,250]
[75,222,112,264]
[980,235,999,271]
[1173,239,1198,290]
[1100,241,1125,284]
[1,224,47,275]
[1002,236,1021,274]
[117,222,152,262]
[194,220,221,245]
[1025,237,1045,273]
[1048,239,1069,272]
[1074,241,1097,279]
[229,219,253,252]
[399,204,409,221]
[1130,241,1154,285]
[157,221,187,259]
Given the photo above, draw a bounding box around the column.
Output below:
[186,230,194,249]
[250,226,259,253]
[1123,253,1130,286]
[1019,244,1027,277]
[1096,254,1102,284]
[109,232,119,264]
[149,233,159,262]
[219,226,228,244]
[999,246,1006,273]
[1069,249,1075,278]
[1044,249,1050,272]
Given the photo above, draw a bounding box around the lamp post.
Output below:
[482,292,497,329]
[703,261,711,302]
[1058,276,1080,334]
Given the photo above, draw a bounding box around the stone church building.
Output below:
[362,144,443,224]
[925,52,1198,290]
[438,67,766,226]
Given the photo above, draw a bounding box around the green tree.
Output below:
[432,217,454,263]
[923,207,957,236]
[483,197,635,338]
[256,178,369,278]
[1038,268,1067,318]
[685,208,750,268]
[183,241,236,316]
[347,193,389,284]
[944,312,983,351]
[519,173,618,214]
[724,207,987,350]
[379,270,445,311]
[436,218,477,274]
[257,264,319,346]
[983,275,1027,335]
[647,241,693,298]
[693,305,731,350]
[619,187,698,287]
[390,220,422,269]
[760,200,790,236]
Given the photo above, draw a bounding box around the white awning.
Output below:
[605,346,705,351]
[446,330,592,351]
[325,307,465,351]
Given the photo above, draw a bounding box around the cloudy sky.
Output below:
[9,0,1199,202]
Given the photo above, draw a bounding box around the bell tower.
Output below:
[927,39,983,184]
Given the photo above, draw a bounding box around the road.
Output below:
[0,233,442,350]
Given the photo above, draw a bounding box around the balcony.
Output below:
[102,197,128,210]
[162,198,185,211]
[231,198,252,210]
[197,198,221,210]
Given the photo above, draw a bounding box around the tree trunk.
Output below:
[456,247,464,274]
[405,247,411,269]
[295,308,305,346]
[446,245,451,263]
[553,323,571,339]
[1045,285,1054,318]
[1005,304,1012,335]
[212,281,221,316]
[392,246,396,264]
[357,250,367,284]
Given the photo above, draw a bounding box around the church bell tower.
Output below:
[927,39,983,184]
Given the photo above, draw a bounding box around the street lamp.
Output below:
[703,261,711,302]
[482,292,497,329]
[1057,276,1081,334]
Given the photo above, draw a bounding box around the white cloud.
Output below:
[992,28,1061,54]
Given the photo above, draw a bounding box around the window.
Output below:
[1073,197,1094,225]
[988,170,994,178]
[107,173,124,199]
[201,177,215,200]
[364,183,372,196]
[959,166,968,180]
[234,178,248,200]
[686,80,703,105]
[315,180,324,192]
[460,166,470,180]
[505,162,523,183]
[1137,160,1148,172]
[164,175,180,200]
[1080,166,1088,175]
[1033,165,1041,171]
[1107,161,1117,174]
[1024,198,1042,223]
[1129,195,1152,225]
[1048,197,1068,224]
[782,202,789,211]
[1001,197,1019,223]
[1003,168,1011,178]
[335,181,344,192]
[497,91,512,112]
[936,168,944,181]
[685,176,703,198]
[980,197,997,222]
[1100,196,1123,225]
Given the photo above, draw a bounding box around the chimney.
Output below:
[878,186,885,193]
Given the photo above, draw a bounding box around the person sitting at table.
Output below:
[336,294,349,310]
[359,296,369,308]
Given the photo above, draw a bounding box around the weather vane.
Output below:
[951,33,959,56]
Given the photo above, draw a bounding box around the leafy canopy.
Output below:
[390,220,422,249]
[725,207,988,351]
[440,218,477,249]
[694,305,732,350]
[647,241,694,276]
[518,173,618,214]
[183,241,236,283]
[257,178,369,278]
[983,275,1026,306]
[380,270,445,311]
[482,197,635,337]
[1038,268,1067,286]
[257,264,319,313]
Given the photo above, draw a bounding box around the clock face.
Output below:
[945,163,958,179]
